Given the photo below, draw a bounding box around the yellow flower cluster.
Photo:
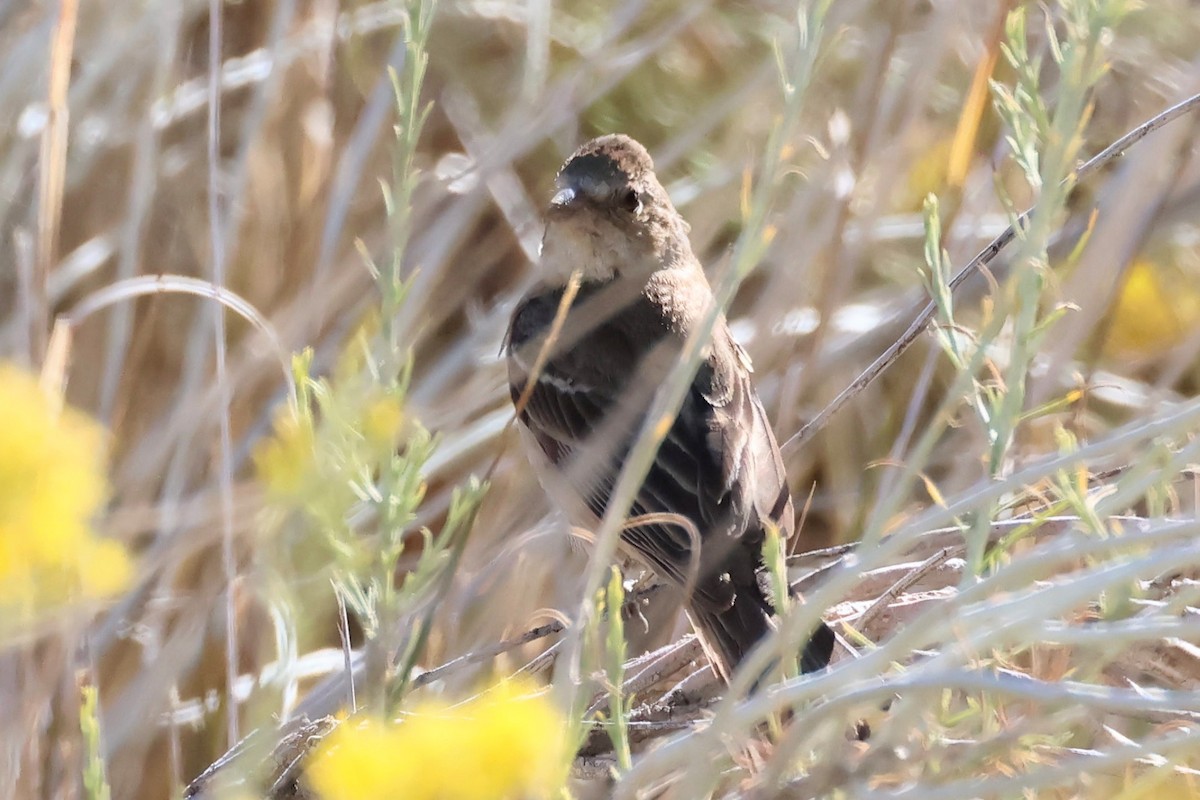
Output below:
[308,680,568,800]
[0,363,131,625]
[253,409,317,500]
[252,389,406,506]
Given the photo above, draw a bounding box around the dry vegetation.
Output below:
[3,0,1200,797]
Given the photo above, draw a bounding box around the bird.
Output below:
[505,133,833,682]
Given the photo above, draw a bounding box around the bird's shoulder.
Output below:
[505,286,565,353]
[506,279,674,394]
[511,280,642,336]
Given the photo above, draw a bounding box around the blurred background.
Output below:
[1,0,1199,797]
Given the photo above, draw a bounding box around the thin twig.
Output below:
[411,620,566,689]
[781,90,1200,454]
[853,547,954,633]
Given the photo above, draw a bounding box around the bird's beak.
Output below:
[550,186,576,208]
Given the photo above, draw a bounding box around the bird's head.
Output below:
[539,134,690,284]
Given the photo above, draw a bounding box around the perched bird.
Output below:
[505,134,833,681]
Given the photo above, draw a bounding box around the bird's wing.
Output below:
[509,354,722,594]
[509,296,789,608]
[699,334,794,541]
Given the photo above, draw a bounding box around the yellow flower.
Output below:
[1104,259,1200,355]
[310,718,408,800]
[0,363,131,624]
[361,394,406,451]
[253,409,317,499]
[308,680,568,800]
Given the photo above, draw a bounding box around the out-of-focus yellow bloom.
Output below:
[252,409,317,499]
[0,363,131,623]
[362,394,405,451]
[1105,259,1200,356]
[308,680,567,800]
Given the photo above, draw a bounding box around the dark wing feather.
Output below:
[508,287,789,611]
[510,360,700,587]
[507,282,828,678]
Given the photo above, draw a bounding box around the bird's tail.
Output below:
[688,581,834,682]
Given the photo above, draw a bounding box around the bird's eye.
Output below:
[620,188,642,214]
